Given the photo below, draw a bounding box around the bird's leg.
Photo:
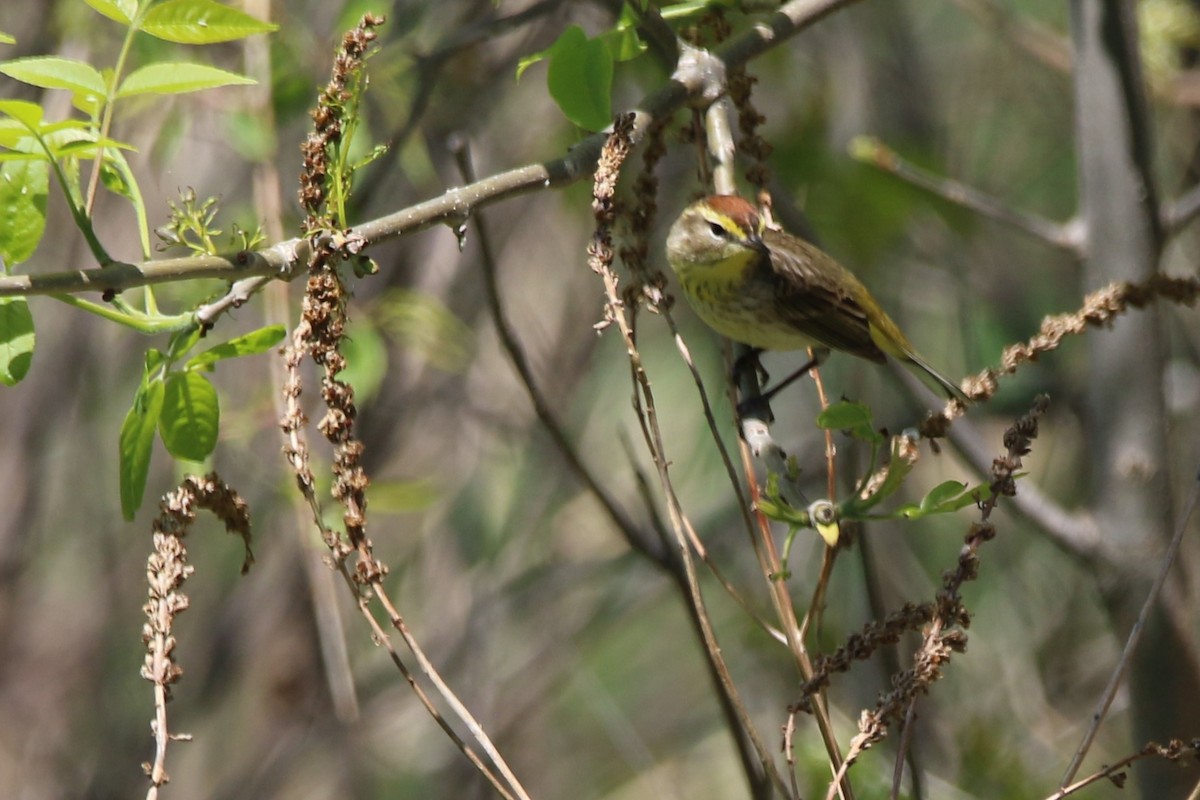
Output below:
[733,346,773,424]
[736,347,829,421]
[731,346,768,386]
[761,347,829,403]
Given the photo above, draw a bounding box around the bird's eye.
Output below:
[707,221,727,239]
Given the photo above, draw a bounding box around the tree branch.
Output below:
[1,0,863,304]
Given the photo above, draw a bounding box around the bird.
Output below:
[665,194,967,405]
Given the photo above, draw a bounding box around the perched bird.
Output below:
[665,194,967,404]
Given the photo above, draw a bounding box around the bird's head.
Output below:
[666,195,767,273]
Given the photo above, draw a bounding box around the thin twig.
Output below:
[591,114,791,798]
[824,397,1050,800]
[1058,468,1200,788]
[2,0,867,304]
[662,316,788,643]
[694,52,853,798]
[1047,740,1200,800]
[890,701,919,799]
[950,0,1072,74]
[800,355,838,646]
[371,580,529,800]
[1162,181,1200,236]
[447,134,666,564]
[851,135,1083,256]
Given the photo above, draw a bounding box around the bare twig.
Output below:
[280,18,533,800]
[950,0,1072,74]
[825,397,1050,799]
[1058,469,1200,788]
[447,134,666,564]
[2,0,867,306]
[851,135,1084,256]
[890,702,919,799]
[1048,739,1200,799]
[1162,181,1200,236]
[591,113,790,798]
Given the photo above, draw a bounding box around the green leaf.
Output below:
[71,89,104,117]
[117,63,256,98]
[95,146,150,257]
[84,0,137,24]
[0,31,16,46]
[0,158,49,265]
[159,371,220,461]
[141,0,278,44]
[817,400,883,444]
[186,324,285,370]
[0,297,34,385]
[601,4,647,62]
[42,128,135,157]
[817,400,871,429]
[851,436,916,514]
[120,376,165,519]
[944,481,998,513]
[920,480,970,512]
[515,47,550,81]
[167,325,205,360]
[0,100,44,129]
[0,56,106,96]
[545,26,613,131]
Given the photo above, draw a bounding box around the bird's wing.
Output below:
[761,232,887,363]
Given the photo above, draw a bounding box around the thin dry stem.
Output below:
[853,135,1081,254]
[1047,739,1200,799]
[1059,470,1200,787]
[141,473,253,797]
[591,112,790,798]
[920,275,1200,440]
[279,16,531,800]
[824,396,1050,799]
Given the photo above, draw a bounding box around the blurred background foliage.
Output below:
[0,0,1197,798]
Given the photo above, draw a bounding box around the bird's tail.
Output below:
[905,351,969,404]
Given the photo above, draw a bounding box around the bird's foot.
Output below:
[736,393,775,424]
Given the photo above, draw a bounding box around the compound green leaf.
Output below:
[920,480,970,512]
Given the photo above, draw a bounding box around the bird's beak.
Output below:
[746,231,769,256]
